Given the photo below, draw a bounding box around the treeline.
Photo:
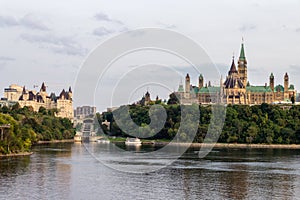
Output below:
[100,103,300,144]
[0,104,75,154]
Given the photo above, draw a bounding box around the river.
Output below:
[1,143,300,200]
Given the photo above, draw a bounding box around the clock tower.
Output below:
[238,41,247,87]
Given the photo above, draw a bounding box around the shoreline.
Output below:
[0,152,33,157]
[150,142,300,149]
[36,139,74,144]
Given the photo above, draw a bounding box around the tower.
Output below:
[145,91,151,103]
[185,73,190,99]
[185,73,190,93]
[39,82,47,101]
[284,73,289,92]
[238,41,247,87]
[68,86,73,100]
[198,74,203,89]
[269,73,274,91]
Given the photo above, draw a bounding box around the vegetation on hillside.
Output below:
[99,102,300,145]
[0,104,75,155]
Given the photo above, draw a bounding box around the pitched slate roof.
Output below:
[228,59,238,75]
[224,76,244,89]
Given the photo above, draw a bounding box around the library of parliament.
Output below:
[176,41,296,105]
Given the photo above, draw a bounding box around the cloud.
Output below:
[295,28,300,32]
[0,14,49,31]
[20,14,49,31]
[0,15,19,27]
[94,12,123,25]
[94,13,110,21]
[0,56,15,71]
[239,24,257,32]
[93,27,115,36]
[289,65,300,72]
[0,56,15,61]
[20,33,87,56]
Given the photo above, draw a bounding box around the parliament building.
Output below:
[176,42,296,105]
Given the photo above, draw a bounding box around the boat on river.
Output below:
[125,137,142,146]
[97,138,110,144]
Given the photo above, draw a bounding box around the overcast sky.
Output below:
[1,0,300,111]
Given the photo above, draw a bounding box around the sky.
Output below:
[0,0,300,111]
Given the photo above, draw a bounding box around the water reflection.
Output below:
[0,143,300,199]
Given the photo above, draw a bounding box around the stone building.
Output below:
[74,106,96,119]
[176,42,296,105]
[1,83,73,119]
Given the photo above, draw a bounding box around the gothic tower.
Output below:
[284,73,289,92]
[145,91,151,103]
[185,73,190,99]
[238,42,247,87]
[185,73,190,93]
[269,73,274,91]
[198,74,203,89]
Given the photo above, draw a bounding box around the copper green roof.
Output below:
[199,86,220,94]
[191,87,199,94]
[246,86,273,93]
[274,84,284,92]
[289,84,295,90]
[239,43,246,61]
[178,84,184,92]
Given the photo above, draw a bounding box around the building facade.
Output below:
[74,106,96,119]
[1,83,73,119]
[176,42,296,105]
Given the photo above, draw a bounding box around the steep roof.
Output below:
[228,59,238,75]
[274,84,284,92]
[224,76,244,89]
[289,84,295,90]
[178,84,184,92]
[239,43,246,61]
[40,82,46,92]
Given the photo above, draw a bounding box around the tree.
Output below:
[167,93,179,105]
[291,96,295,104]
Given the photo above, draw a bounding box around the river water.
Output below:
[1,143,300,200]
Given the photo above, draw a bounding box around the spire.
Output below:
[228,57,238,75]
[22,86,26,94]
[40,82,46,92]
[239,41,246,61]
[270,73,274,79]
[68,86,72,93]
[284,72,288,78]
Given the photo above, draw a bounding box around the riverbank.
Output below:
[0,152,33,157]
[150,142,300,149]
[36,139,74,144]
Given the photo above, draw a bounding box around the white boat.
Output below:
[97,138,110,144]
[125,137,142,146]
